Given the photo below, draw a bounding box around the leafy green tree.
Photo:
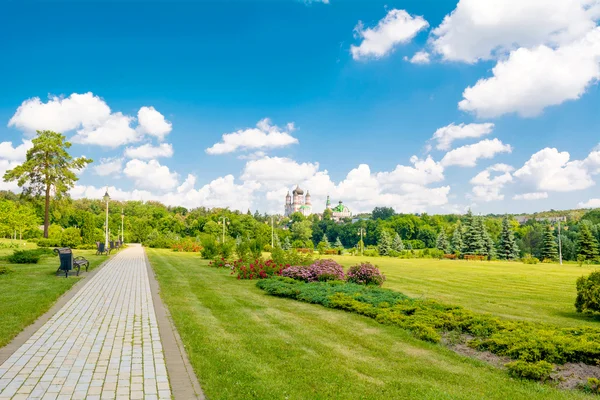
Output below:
[334,236,343,249]
[497,217,519,260]
[451,222,463,254]
[13,204,39,240]
[3,131,92,238]
[392,233,404,252]
[291,220,312,243]
[378,230,392,256]
[322,208,333,221]
[372,207,395,220]
[436,229,450,253]
[578,224,599,261]
[541,225,558,261]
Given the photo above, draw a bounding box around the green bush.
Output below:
[61,227,82,248]
[201,237,219,259]
[580,378,600,394]
[36,238,61,248]
[505,360,553,381]
[575,271,600,314]
[76,244,97,250]
[0,265,11,275]
[8,250,41,264]
[522,255,539,264]
[270,247,313,266]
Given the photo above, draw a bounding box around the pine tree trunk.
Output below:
[43,183,50,238]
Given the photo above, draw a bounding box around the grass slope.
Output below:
[147,249,591,400]
[325,256,599,328]
[0,243,107,348]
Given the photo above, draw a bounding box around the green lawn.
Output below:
[147,249,593,400]
[323,256,599,328]
[0,242,108,348]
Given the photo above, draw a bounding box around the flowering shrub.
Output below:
[346,262,385,286]
[172,238,202,252]
[282,259,345,282]
[209,257,233,269]
[234,259,286,280]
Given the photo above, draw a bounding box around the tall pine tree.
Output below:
[483,228,495,259]
[321,233,330,249]
[497,217,520,260]
[378,230,392,256]
[436,229,450,253]
[273,232,282,249]
[451,222,463,254]
[578,224,599,261]
[541,225,558,261]
[464,213,486,255]
[334,237,343,249]
[393,233,405,252]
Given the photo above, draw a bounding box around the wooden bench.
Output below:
[464,254,486,261]
[295,248,314,254]
[54,247,89,277]
[324,249,339,255]
[443,254,457,259]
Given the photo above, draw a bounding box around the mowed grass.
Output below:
[0,241,108,348]
[147,249,592,400]
[323,256,599,328]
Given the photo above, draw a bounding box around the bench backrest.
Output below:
[54,247,73,270]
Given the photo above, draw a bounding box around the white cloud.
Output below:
[351,9,429,60]
[459,27,600,118]
[206,118,299,155]
[241,156,320,187]
[0,140,32,162]
[136,106,172,141]
[124,143,174,159]
[430,123,495,151]
[376,156,444,186]
[514,148,600,192]
[0,160,21,192]
[513,192,549,200]
[430,0,600,63]
[71,112,141,148]
[8,92,111,134]
[579,198,600,208]
[441,138,512,167]
[468,163,514,202]
[407,51,431,64]
[123,159,179,191]
[93,158,123,177]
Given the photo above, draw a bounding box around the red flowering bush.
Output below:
[209,257,233,269]
[172,238,202,252]
[234,259,286,280]
[282,259,344,282]
[346,262,385,286]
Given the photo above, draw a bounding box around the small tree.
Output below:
[334,237,343,249]
[321,233,330,249]
[541,225,558,261]
[578,224,599,262]
[392,233,404,252]
[483,229,496,260]
[3,131,92,238]
[436,229,450,253]
[378,230,392,256]
[497,217,520,260]
[451,222,463,255]
[273,232,282,249]
[11,204,39,240]
[282,236,292,251]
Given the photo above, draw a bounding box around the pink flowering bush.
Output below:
[282,259,344,282]
[346,262,385,286]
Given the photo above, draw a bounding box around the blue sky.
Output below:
[1,0,599,215]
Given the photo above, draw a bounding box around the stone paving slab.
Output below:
[0,245,171,400]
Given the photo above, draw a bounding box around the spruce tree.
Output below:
[334,237,343,249]
[282,236,292,251]
[464,214,486,255]
[578,224,599,261]
[451,222,463,254]
[273,232,281,249]
[461,211,475,254]
[321,233,330,249]
[497,217,519,260]
[392,233,405,252]
[436,229,450,253]
[483,228,495,259]
[541,225,558,261]
[378,230,392,256]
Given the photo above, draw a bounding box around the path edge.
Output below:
[143,247,205,400]
[0,254,113,366]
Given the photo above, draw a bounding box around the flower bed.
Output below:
[171,238,202,252]
[233,259,286,280]
[346,262,385,286]
[282,259,345,282]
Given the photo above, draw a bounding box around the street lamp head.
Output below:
[121,208,124,217]
[103,187,110,203]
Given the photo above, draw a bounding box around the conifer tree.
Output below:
[541,225,559,261]
[392,233,405,252]
[436,229,450,253]
[273,232,281,249]
[282,236,292,251]
[464,214,486,255]
[334,237,343,249]
[497,217,519,260]
[578,224,599,261]
[321,233,330,249]
[378,230,392,256]
[461,211,475,254]
[451,222,463,254]
[483,229,495,259]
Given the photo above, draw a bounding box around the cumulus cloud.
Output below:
[513,192,549,200]
[430,0,600,63]
[241,156,319,187]
[579,198,600,208]
[123,159,179,191]
[441,138,512,167]
[376,156,444,186]
[430,123,495,151]
[206,118,299,155]
[136,106,172,141]
[124,143,174,159]
[0,140,32,162]
[407,51,431,64]
[71,112,141,148]
[468,164,514,202]
[514,148,600,192]
[351,9,429,60]
[93,158,123,177]
[459,27,600,118]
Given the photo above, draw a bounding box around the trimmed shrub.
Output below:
[201,237,219,259]
[235,259,285,280]
[8,250,41,264]
[575,271,600,314]
[506,360,553,381]
[36,238,61,248]
[281,259,345,283]
[171,237,202,252]
[346,262,385,286]
[522,255,539,264]
[76,244,96,250]
[61,227,82,248]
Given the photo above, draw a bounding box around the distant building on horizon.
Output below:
[326,195,352,222]
[284,185,312,217]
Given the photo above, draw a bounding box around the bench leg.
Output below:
[76,266,80,276]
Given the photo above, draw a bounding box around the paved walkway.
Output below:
[0,245,171,400]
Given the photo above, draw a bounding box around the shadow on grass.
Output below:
[553,310,600,324]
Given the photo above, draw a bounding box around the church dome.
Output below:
[293,185,304,195]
